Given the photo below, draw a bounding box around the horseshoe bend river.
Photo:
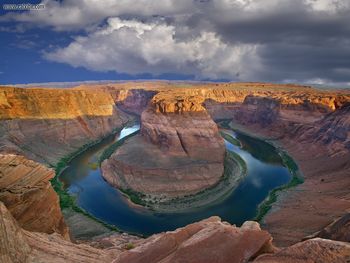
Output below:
[59,123,293,236]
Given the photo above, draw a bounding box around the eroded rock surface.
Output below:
[1,196,350,263]
[0,201,115,263]
[113,217,274,263]
[1,81,350,257]
[315,213,350,242]
[102,92,225,198]
[225,100,350,246]
[255,238,350,263]
[0,86,131,165]
[0,201,31,263]
[0,154,69,239]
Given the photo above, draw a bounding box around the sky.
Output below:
[0,0,350,87]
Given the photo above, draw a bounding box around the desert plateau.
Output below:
[1,0,350,262]
[0,82,349,263]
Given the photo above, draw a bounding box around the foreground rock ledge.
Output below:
[0,153,69,239]
[2,200,350,263]
[112,217,274,263]
[1,200,274,263]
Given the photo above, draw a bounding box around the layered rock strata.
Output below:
[220,96,350,246]
[0,154,69,239]
[315,212,350,242]
[255,238,350,263]
[102,92,226,199]
[115,89,157,115]
[1,82,350,250]
[0,86,131,165]
[113,217,274,263]
[0,201,115,263]
[3,201,349,263]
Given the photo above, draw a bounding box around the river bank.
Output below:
[217,119,304,223]
[51,121,142,240]
[218,119,350,246]
[97,128,248,213]
[55,121,297,237]
[51,131,123,238]
[139,149,248,212]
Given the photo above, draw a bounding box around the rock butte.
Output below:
[101,92,226,199]
[0,82,349,262]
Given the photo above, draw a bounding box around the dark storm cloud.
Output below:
[1,0,350,85]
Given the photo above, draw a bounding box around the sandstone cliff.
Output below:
[0,86,131,165]
[113,217,274,263]
[1,82,350,252]
[315,213,350,242]
[2,200,350,263]
[0,154,69,239]
[115,89,157,115]
[0,87,115,119]
[102,92,226,199]
[297,103,350,155]
[255,238,350,263]
[0,201,114,263]
[213,90,350,247]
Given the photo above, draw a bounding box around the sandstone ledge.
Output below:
[2,198,350,263]
[0,154,69,239]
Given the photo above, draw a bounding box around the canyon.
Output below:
[101,91,226,201]
[0,82,349,262]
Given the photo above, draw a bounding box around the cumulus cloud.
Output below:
[45,17,260,79]
[1,0,196,31]
[2,0,350,83]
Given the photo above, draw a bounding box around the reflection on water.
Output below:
[59,124,291,236]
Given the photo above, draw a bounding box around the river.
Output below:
[59,124,292,236]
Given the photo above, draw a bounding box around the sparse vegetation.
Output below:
[125,243,135,250]
[216,119,232,129]
[50,126,127,232]
[145,149,248,212]
[216,122,304,223]
[99,130,140,164]
[119,188,147,206]
[226,150,247,175]
[280,151,299,173]
[254,153,304,222]
[220,131,241,147]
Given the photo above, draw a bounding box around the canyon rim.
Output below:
[1,0,350,262]
[0,82,349,263]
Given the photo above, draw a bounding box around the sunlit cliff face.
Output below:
[0,88,115,119]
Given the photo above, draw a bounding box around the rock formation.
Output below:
[141,91,224,161]
[298,103,350,154]
[0,154,69,239]
[315,213,350,242]
[1,81,350,261]
[101,91,226,199]
[218,92,350,246]
[0,201,115,263]
[2,200,349,263]
[255,238,350,263]
[0,86,131,165]
[115,89,157,115]
[113,217,274,263]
